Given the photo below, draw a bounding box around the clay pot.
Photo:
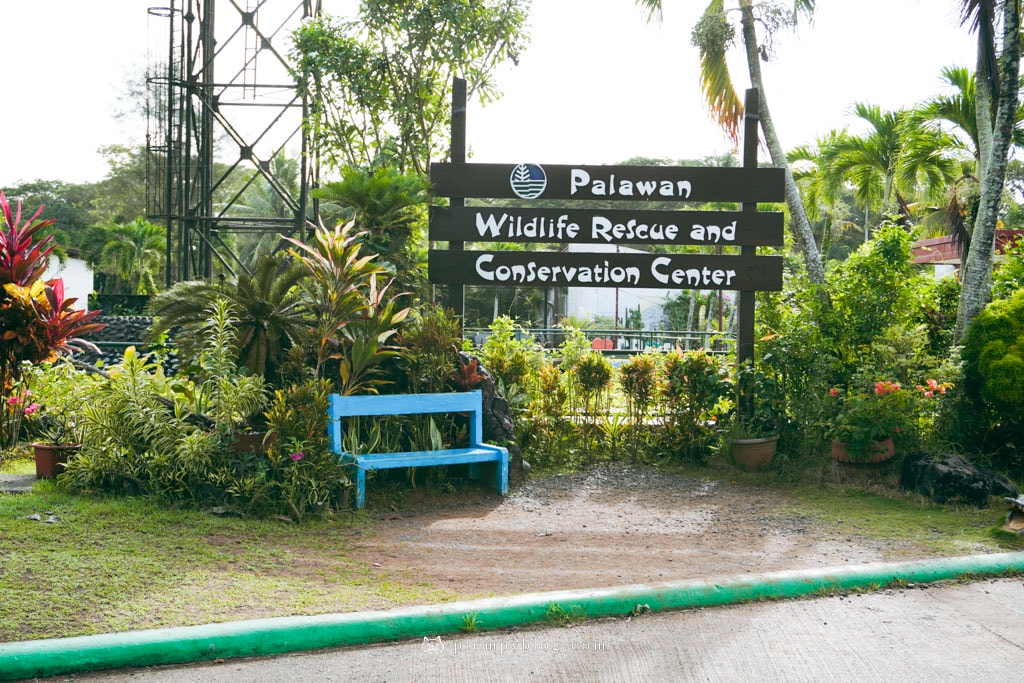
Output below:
[831,437,896,464]
[732,435,779,472]
[33,443,80,478]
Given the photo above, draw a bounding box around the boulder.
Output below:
[459,351,526,485]
[900,451,1019,507]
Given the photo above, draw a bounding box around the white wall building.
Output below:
[43,253,93,311]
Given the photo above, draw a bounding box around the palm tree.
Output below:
[637,0,825,284]
[146,253,308,383]
[99,218,165,295]
[816,103,959,232]
[910,64,1024,253]
[915,65,1024,165]
[954,0,1022,341]
[788,133,865,257]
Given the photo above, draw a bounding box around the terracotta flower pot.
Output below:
[732,435,779,472]
[232,431,276,456]
[831,437,896,464]
[33,443,81,478]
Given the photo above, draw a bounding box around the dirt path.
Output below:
[346,463,940,596]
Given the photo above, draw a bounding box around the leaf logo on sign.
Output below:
[509,163,547,199]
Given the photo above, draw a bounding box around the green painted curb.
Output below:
[1,552,1022,680]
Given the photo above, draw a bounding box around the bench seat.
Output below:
[328,390,509,509]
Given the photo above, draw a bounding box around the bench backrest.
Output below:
[328,389,486,452]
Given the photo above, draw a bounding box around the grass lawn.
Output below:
[0,479,460,642]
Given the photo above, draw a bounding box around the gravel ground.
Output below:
[345,462,941,596]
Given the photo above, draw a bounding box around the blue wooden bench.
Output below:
[328,389,509,509]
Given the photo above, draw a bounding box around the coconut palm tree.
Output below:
[954,0,1022,340]
[637,0,826,285]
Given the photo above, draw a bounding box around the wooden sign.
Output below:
[429,250,783,291]
[430,162,784,203]
[429,206,784,246]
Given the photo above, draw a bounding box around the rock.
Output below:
[900,452,1019,507]
[459,351,526,485]
[1003,496,1024,534]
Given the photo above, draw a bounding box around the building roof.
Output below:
[912,229,1024,265]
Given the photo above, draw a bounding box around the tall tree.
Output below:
[955,0,1022,340]
[291,0,529,175]
[639,0,826,284]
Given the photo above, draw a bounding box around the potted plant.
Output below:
[26,360,94,477]
[828,380,907,463]
[728,361,782,472]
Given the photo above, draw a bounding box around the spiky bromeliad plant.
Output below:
[284,221,410,396]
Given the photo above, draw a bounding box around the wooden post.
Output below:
[446,78,467,331]
[737,88,760,421]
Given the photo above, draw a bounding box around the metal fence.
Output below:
[464,328,734,355]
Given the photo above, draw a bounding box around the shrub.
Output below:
[819,222,924,381]
[519,363,575,471]
[992,234,1024,301]
[478,316,543,397]
[573,351,613,418]
[657,349,732,463]
[962,288,1024,428]
[259,378,350,520]
[145,253,306,384]
[619,353,658,424]
[393,305,461,394]
[285,221,410,395]
[62,348,216,500]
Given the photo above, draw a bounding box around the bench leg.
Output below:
[467,456,509,496]
[356,467,366,510]
[495,452,509,495]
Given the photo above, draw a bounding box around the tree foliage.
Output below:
[641,0,826,284]
[100,218,165,295]
[291,0,529,174]
[314,165,431,298]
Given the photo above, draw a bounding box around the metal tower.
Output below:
[146,0,321,283]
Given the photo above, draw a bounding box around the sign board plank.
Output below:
[429,250,783,291]
[430,206,784,246]
[430,163,785,203]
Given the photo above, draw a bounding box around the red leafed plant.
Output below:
[0,192,104,392]
[0,191,55,287]
[453,355,484,391]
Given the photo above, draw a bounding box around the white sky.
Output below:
[0,1,976,188]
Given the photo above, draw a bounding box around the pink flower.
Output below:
[926,378,939,390]
[290,452,304,461]
[924,391,934,398]
[829,387,840,398]
[873,380,900,395]
[23,402,39,415]
[6,396,20,406]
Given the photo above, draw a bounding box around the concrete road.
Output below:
[72,577,1024,682]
